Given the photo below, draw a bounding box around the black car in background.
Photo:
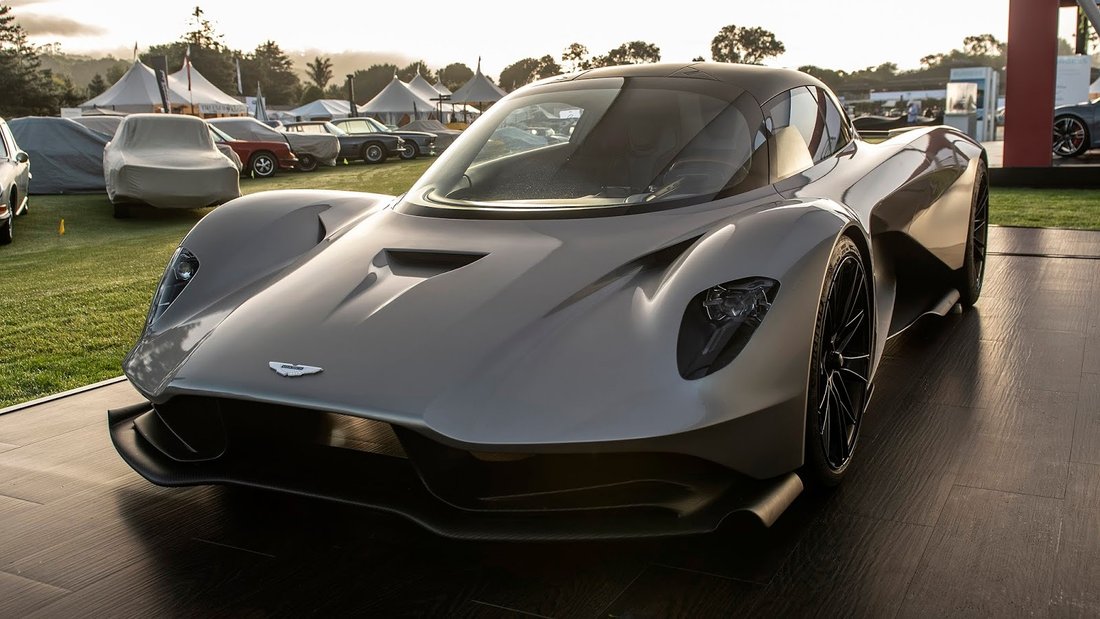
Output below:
[283,121,406,164]
[331,117,436,160]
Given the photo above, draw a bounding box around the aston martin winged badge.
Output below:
[269,362,324,377]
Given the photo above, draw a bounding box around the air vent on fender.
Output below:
[376,249,487,278]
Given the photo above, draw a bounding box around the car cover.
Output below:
[216,143,243,171]
[70,115,123,139]
[209,117,338,167]
[400,119,461,150]
[103,114,240,208]
[9,117,109,194]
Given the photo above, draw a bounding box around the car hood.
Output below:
[125,188,790,444]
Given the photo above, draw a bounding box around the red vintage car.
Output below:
[208,123,297,178]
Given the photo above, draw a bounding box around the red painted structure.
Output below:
[1004,0,1061,167]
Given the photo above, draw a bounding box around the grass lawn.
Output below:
[0,160,1095,409]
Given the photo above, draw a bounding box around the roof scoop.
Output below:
[374,249,487,278]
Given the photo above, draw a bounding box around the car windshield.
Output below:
[208,124,234,143]
[324,122,348,136]
[364,117,393,133]
[403,77,768,211]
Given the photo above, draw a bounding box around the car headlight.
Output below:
[146,247,199,327]
[677,277,780,379]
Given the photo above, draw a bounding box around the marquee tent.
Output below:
[287,99,355,121]
[450,63,506,105]
[9,117,109,194]
[168,64,247,115]
[432,79,452,96]
[79,60,189,114]
[406,74,442,103]
[358,76,435,126]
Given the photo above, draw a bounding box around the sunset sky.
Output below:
[9,0,1087,75]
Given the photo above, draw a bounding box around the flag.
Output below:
[155,68,172,113]
[235,58,243,95]
[185,45,192,91]
[132,42,137,61]
[254,82,268,122]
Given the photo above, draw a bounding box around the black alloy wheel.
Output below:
[959,164,989,307]
[1053,116,1089,158]
[250,152,277,178]
[399,142,418,160]
[363,143,385,164]
[296,154,318,172]
[804,236,872,486]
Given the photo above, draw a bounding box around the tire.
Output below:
[958,162,989,308]
[399,142,418,160]
[0,214,11,245]
[249,151,278,178]
[802,235,873,488]
[296,154,318,172]
[1053,116,1089,158]
[362,142,385,164]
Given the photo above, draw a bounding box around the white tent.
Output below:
[79,60,189,114]
[406,74,442,103]
[287,99,355,120]
[358,76,435,126]
[450,62,506,105]
[168,64,247,115]
[432,79,452,96]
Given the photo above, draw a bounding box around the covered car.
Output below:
[332,116,435,159]
[104,114,240,214]
[400,118,460,152]
[284,121,405,164]
[9,117,107,194]
[70,115,123,139]
[111,63,988,540]
[209,117,338,172]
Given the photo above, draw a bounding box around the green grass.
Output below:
[989,188,1100,230]
[0,160,429,408]
[0,160,1094,408]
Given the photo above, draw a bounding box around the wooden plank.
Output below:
[600,564,762,618]
[0,570,69,617]
[899,485,1062,617]
[1051,507,1100,616]
[1072,376,1100,466]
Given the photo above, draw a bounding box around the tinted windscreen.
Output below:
[403,76,768,212]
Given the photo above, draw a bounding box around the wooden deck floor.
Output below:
[1,227,1097,617]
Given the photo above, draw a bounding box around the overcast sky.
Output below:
[10,0,1085,76]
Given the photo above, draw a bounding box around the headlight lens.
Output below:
[677,277,779,379]
[146,247,199,327]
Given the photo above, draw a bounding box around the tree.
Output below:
[962,34,1004,57]
[299,84,323,106]
[306,56,333,90]
[561,42,590,73]
[797,65,845,91]
[498,55,561,91]
[349,64,398,103]
[0,5,74,116]
[591,41,661,67]
[241,40,300,106]
[86,73,107,97]
[710,24,785,65]
[398,60,430,81]
[144,7,236,94]
[436,62,473,91]
[106,63,126,84]
[182,6,225,50]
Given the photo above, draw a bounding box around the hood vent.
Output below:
[379,249,487,278]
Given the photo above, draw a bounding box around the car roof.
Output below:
[555,62,826,105]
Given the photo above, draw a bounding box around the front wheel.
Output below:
[1053,116,1089,158]
[0,215,11,245]
[362,142,385,164]
[399,142,418,160]
[802,235,873,488]
[958,162,989,308]
[296,154,318,172]
[249,151,277,178]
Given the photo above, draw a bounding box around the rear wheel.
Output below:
[296,154,318,172]
[399,142,418,160]
[802,236,873,488]
[958,162,989,307]
[249,151,277,178]
[0,214,11,245]
[1053,116,1089,158]
[362,142,385,164]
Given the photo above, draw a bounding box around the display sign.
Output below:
[1055,55,1091,107]
[948,67,998,142]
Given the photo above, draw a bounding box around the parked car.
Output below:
[331,117,435,159]
[104,114,240,217]
[1052,99,1098,157]
[210,117,337,172]
[0,117,30,245]
[208,123,298,178]
[111,63,989,539]
[283,121,406,164]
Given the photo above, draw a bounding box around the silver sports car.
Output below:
[110,63,988,539]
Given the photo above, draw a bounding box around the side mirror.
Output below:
[14,151,28,164]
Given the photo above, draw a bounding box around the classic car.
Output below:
[111,63,988,539]
[209,117,338,172]
[283,121,406,164]
[208,122,298,178]
[104,114,240,217]
[0,117,30,245]
[331,116,436,159]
